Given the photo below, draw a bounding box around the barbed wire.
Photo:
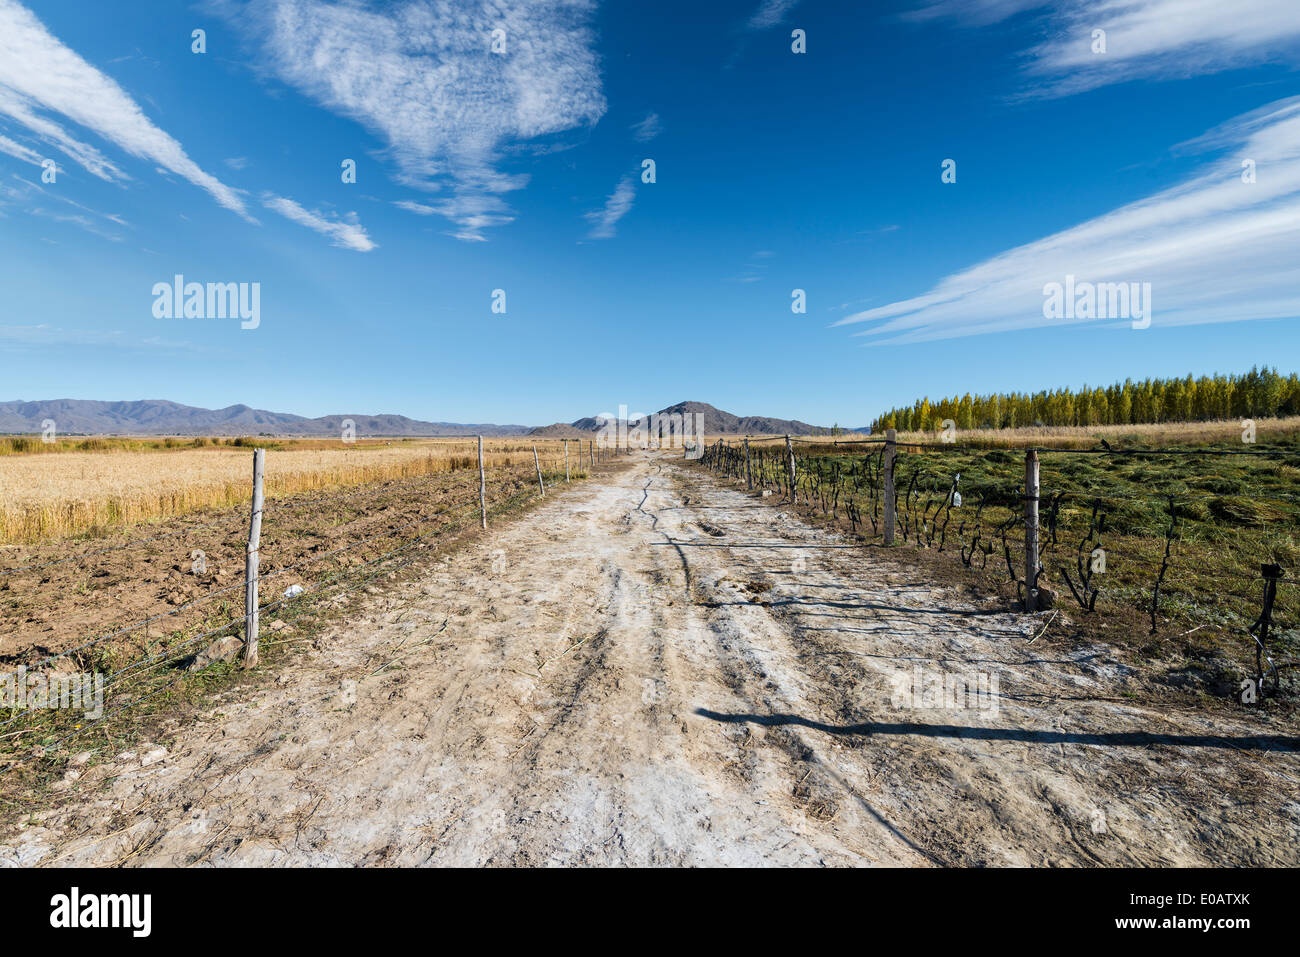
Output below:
[0,616,241,730]
[0,488,490,681]
[0,474,554,773]
[748,434,1299,457]
[0,576,251,680]
[1034,445,1298,457]
[0,453,567,580]
[695,438,1296,682]
[0,674,187,775]
[0,514,245,578]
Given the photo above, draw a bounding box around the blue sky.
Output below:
[1,0,1298,427]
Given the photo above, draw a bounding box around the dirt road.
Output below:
[5,454,1298,866]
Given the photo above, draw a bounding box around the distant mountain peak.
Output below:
[535,401,833,436]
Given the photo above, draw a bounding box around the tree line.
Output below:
[870,367,1300,434]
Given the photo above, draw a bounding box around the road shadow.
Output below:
[651,541,864,549]
[697,595,1004,617]
[694,708,1300,753]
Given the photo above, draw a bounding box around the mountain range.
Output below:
[0,400,530,437]
[0,399,842,437]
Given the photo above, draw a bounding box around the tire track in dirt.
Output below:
[658,467,1300,866]
[4,454,1297,866]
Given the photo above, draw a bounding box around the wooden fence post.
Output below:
[883,429,897,545]
[1024,449,1040,611]
[534,445,545,496]
[589,440,595,470]
[744,438,752,490]
[564,439,570,482]
[785,435,796,503]
[478,434,487,530]
[243,448,265,667]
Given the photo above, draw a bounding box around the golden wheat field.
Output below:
[0,437,592,542]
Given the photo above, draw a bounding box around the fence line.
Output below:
[0,514,245,578]
[2,439,598,568]
[1,496,494,737]
[743,431,1299,456]
[0,438,617,772]
[696,433,1297,700]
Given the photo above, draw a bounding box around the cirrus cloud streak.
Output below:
[262,194,376,251]
[835,98,1300,344]
[0,0,250,217]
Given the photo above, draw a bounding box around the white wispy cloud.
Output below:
[0,132,42,167]
[0,323,213,353]
[747,0,801,30]
[834,97,1300,344]
[393,197,496,242]
[0,0,250,217]
[908,0,1300,96]
[584,175,635,239]
[903,0,1040,25]
[13,173,129,226]
[218,0,606,241]
[630,112,662,142]
[730,250,774,283]
[0,323,127,346]
[393,200,438,216]
[0,173,129,240]
[33,210,124,242]
[0,86,123,181]
[263,194,376,251]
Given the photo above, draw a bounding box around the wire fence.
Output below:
[5,428,1294,773]
[696,432,1298,702]
[0,437,615,775]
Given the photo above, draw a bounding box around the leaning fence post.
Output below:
[243,447,265,668]
[883,429,897,545]
[1024,449,1040,611]
[744,438,753,490]
[589,440,595,470]
[1250,563,1284,696]
[785,435,797,503]
[534,445,545,496]
[477,435,487,530]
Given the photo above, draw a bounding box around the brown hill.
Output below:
[541,401,833,436]
[529,423,589,438]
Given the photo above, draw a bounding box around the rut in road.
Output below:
[5,454,1298,866]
